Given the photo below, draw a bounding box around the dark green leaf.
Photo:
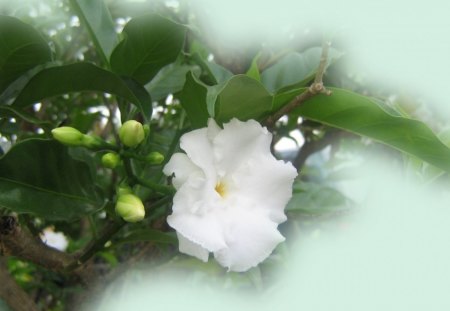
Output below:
[0,139,102,220]
[70,0,119,63]
[0,105,52,129]
[261,47,342,93]
[110,14,186,84]
[0,16,52,95]
[146,62,200,101]
[11,62,152,120]
[179,71,209,128]
[118,229,177,245]
[215,75,272,123]
[294,88,450,172]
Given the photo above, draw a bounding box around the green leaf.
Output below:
[287,181,351,214]
[110,14,186,85]
[189,52,233,85]
[0,139,102,220]
[246,53,261,81]
[214,75,272,123]
[0,105,53,129]
[146,62,200,101]
[294,88,450,172]
[70,0,119,64]
[0,16,52,95]
[207,61,234,84]
[261,47,342,93]
[179,71,210,128]
[118,229,177,245]
[11,62,152,121]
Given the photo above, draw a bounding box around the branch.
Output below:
[0,257,39,311]
[0,216,74,271]
[0,216,125,273]
[265,40,332,128]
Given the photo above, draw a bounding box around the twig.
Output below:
[0,216,125,273]
[0,257,39,311]
[69,220,125,270]
[265,40,332,127]
[0,216,74,271]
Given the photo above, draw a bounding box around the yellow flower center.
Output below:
[215,182,227,197]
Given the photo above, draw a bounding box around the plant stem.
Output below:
[136,177,176,195]
[69,219,125,270]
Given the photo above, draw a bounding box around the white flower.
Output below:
[163,118,297,272]
[40,227,69,251]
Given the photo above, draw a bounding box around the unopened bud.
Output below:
[51,127,85,146]
[52,127,105,149]
[146,151,164,164]
[115,194,145,223]
[101,152,120,168]
[119,120,145,147]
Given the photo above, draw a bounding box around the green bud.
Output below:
[51,127,85,146]
[52,127,106,149]
[145,151,164,164]
[119,120,145,147]
[115,194,145,223]
[101,152,120,169]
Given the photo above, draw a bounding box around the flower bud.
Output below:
[101,152,120,168]
[119,120,145,147]
[115,194,145,223]
[51,127,85,146]
[145,151,164,164]
[52,127,105,149]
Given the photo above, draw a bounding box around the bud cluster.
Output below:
[51,120,167,223]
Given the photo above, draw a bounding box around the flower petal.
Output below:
[179,127,217,184]
[207,118,221,141]
[168,181,227,251]
[212,118,272,176]
[168,211,227,252]
[213,208,285,272]
[163,153,201,189]
[229,154,297,223]
[177,232,209,262]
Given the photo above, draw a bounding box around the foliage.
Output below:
[0,0,449,310]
